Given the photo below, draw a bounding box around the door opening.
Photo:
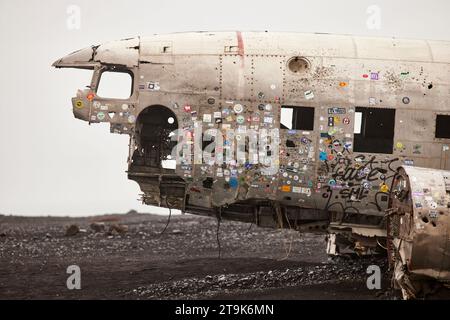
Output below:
[132,105,178,170]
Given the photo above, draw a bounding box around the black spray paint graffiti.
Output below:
[320,154,400,216]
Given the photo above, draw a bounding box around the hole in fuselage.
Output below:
[132,105,178,170]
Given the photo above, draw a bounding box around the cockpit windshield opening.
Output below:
[96,70,133,99]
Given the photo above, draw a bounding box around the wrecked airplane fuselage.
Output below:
[53,31,450,297]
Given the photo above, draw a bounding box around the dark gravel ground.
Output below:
[0,212,398,300]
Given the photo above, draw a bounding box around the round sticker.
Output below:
[236,115,245,124]
[265,104,272,111]
[258,104,265,111]
[97,112,105,121]
[87,92,95,101]
[93,101,101,109]
[75,100,84,109]
[233,104,243,113]
[343,117,350,125]
[121,104,129,111]
[396,142,404,149]
[229,177,238,189]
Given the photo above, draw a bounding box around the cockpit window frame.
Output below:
[91,65,135,101]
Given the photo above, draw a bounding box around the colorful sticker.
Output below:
[203,114,212,122]
[236,115,245,124]
[328,117,334,127]
[233,104,243,114]
[328,107,346,114]
[97,112,105,121]
[75,100,84,109]
[380,184,389,193]
[264,117,273,124]
[128,115,136,123]
[147,82,160,91]
[304,90,314,100]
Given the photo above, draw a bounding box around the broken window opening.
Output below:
[435,114,450,139]
[132,106,178,170]
[353,107,395,154]
[96,70,133,99]
[280,106,314,130]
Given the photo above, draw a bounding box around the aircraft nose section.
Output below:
[52,37,140,69]
[52,46,98,69]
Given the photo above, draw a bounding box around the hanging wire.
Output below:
[216,206,222,259]
[159,197,172,235]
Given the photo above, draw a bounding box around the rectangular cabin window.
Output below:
[96,70,133,99]
[280,106,314,130]
[435,115,450,138]
[353,107,395,154]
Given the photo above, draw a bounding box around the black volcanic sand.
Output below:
[0,212,400,300]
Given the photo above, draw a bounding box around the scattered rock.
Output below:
[172,229,183,235]
[65,224,80,237]
[108,224,128,235]
[0,232,6,237]
[45,233,52,239]
[90,222,106,233]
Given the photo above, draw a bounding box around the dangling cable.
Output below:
[279,209,294,261]
[160,197,172,235]
[246,221,253,234]
[216,207,222,259]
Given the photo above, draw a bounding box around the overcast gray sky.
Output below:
[1,0,449,216]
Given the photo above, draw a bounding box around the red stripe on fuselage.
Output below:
[236,31,244,56]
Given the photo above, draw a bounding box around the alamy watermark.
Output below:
[66,5,81,30]
[366,5,381,30]
[169,123,281,175]
[66,265,81,290]
[366,265,381,290]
